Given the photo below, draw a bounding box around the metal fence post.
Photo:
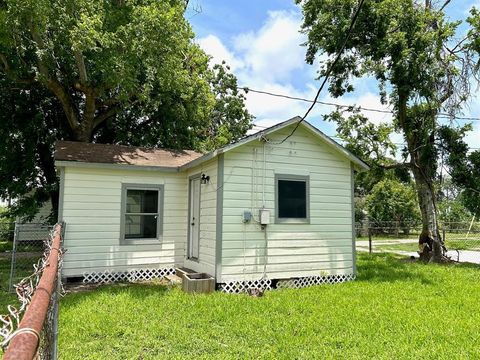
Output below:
[51,277,60,360]
[8,223,18,292]
[368,227,372,254]
[51,222,65,360]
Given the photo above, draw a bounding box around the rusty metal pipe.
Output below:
[3,223,63,360]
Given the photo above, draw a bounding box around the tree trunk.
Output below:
[411,166,445,261]
[37,142,60,223]
[73,122,93,142]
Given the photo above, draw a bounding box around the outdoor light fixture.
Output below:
[201,173,210,184]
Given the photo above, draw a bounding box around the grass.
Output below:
[373,242,418,252]
[356,234,418,241]
[0,257,16,311]
[369,239,480,252]
[59,253,480,359]
[0,253,43,314]
[358,232,480,243]
[0,238,15,314]
[0,240,12,252]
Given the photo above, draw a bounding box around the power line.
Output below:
[274,0,367,145]
[250,123,480,150]
[243,87,480,122]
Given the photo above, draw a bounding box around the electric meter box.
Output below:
[259,209,270,225]
[243,211,252,223]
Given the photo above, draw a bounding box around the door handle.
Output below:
[191,222,195,226]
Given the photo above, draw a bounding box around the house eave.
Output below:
[54,160,179,172]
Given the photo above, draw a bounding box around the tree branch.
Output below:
[92,106,119,130]
[74,49,88,85]
[29,23,81,133]
[0,54,10,72]
[439,0,451,12]
[0,53,35,84]
[84,90,97,132]
[378,162,411,170]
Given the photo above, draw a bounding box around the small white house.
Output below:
[55,117,369,291]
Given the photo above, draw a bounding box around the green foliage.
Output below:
[0,0,253,218]
[354,196,367,222]
[438,125,480,216]
[366,179,420,226]
[296,0,463,105]
[58,254,480,359]
[0,74,65,219]
[296,1,478,254]
[438,199,473,225]
[323,108,408,195]
[0,206,13,241]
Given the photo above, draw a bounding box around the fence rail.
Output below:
[1,222,64,360]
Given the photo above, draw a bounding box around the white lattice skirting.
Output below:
[276,274,356,289]
[219,279,272,294]
[83,267,175,284]
[219,274,355,293]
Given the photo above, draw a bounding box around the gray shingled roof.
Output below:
[55,141,203,168]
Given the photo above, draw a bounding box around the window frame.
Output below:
[120,183,164,245]
[275,174,310,224]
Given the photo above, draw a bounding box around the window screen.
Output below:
[124,189,159,239]
[276,176,309,221]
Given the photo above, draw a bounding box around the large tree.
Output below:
[0,0,253,219]
[366,178,421,232]
[296,0,478,261]
[439,124,480,218]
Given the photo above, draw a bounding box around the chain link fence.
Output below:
[356,220,480,263]
[9,223,53,291]
[0,221,15,296]
[0,223,64,360]
[0,221,53,296]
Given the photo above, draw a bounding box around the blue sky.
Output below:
[189,0,480,150]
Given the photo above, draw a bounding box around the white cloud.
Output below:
[196,11,312,123]
[196,8,480,153]
[197,35,244,72]
[233,11,306,83]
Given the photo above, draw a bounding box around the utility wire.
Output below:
[243,87,480,122]
[272,0,366,145]
[250,124,480,150]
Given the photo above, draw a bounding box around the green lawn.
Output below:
[373,242,418,252]
[0,257,16,311]
[59,253,480,359]
[0,254,43,314]
[371,239,480,252]
[0,240,12,252]
[356,234,418,241]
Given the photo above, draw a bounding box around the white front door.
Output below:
[189,177,201,260]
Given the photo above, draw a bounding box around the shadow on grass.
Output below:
[356,253,433,284]
[62,281,173,308]
[357,252,480,285]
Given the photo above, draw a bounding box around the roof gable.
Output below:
[181,117,370,172]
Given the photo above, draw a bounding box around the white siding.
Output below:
[184,159,218,276]
[220,125,354,282]
[61,167,187,277]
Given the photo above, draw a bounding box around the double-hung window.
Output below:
[121,184,164,244]
[275,174,310,224]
